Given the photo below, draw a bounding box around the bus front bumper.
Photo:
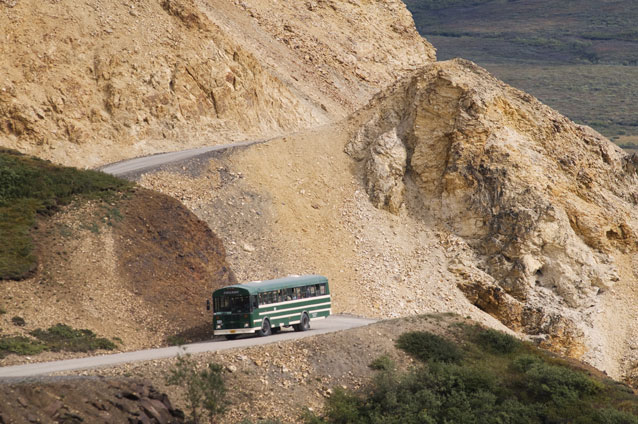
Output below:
[214,327,260,336]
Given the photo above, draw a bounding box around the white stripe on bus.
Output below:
[257,294,330,309]
[260,308,332,322]
[259,301,331,316]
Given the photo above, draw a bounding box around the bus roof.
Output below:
[214,275,328,296]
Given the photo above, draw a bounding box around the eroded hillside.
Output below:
[0,0,433,168]
[138,60,638,381]
[347,59,638,378]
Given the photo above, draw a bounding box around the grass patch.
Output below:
[0,149,132,280]
[307,326,638,423]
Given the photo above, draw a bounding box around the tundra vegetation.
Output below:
[0,149,132,280]
[306,325,638,423]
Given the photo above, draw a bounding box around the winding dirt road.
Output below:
[99,140,264,177]
[0,316,376,378]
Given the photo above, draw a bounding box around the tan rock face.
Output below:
[347,59,638,364]
[0,0,434,167]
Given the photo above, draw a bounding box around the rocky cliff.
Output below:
[347,59,638,377]
[0,0,433,168]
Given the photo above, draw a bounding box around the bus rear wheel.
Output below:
[293,313,310,332]
[257,319,272,337]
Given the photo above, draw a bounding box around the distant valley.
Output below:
[404,0,638,146]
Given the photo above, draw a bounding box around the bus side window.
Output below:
[309,286,316,297]
[319,284,326,295]
[252,295,259,309]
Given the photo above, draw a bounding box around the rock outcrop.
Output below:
[347,59,638,365]
[0,0,433,167]
[0,378,184,423]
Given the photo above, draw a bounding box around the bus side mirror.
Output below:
[206,299,211,311]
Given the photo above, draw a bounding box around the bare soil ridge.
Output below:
[0,188,235,366]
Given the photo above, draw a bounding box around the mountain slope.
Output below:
[0,0,433,168]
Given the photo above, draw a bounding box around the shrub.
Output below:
[512,355,601,403]
[11,316,25,326]
[396,331,463,363]
[167,335,187,346]
[369,355,395,371]
[476,328,521,354]
[166,354,226,423]
[30,324,116,352]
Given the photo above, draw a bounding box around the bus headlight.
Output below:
[216,324,221,329]
[244,323,249,328]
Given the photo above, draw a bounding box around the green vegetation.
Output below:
[403,0,638,140]
[306,325,638,423]
[0,323,116,358]
[0,149,132,280]
[166,354,226,423]
[396,331,462,363]
[29,324,116,352]
[0,336,48,358]
[369,355,395,371]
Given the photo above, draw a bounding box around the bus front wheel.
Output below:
[257,319,272,337]
[293,313,310,332]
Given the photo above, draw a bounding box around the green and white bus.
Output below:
[209,275,331,339]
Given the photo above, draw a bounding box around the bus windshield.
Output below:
[214,295,251,314]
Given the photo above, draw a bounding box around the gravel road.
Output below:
[0,315,376,378]
[98,140,264,177]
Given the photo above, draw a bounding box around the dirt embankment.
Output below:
[0,188,235,366]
